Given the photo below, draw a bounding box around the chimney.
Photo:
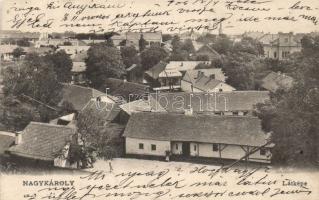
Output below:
[15,133,22,145]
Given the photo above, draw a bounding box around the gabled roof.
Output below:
[262,72,294,92]
[105,78,148,102]
[145,61,167,80]
[159,69,182,78]
[81,99,121,123]
[0,131,15,154]
[149,91,270,113]
[119,99,152,115]
[61,84,106,111]
[8,122,76,160]
[123,113,271,147]
[192,76,226,91]
[183,69,226,83]
[196,45,221,58]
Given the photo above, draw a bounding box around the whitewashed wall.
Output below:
[125,137,170,156]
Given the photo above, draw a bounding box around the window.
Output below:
[176,144,178,150]
[212,144,219,152]
[194,144,197,151]
[260,148,266,156]
[139,143,144,149]
[274,52,277,58]
[284,38,289,43]
[151,144,156,151]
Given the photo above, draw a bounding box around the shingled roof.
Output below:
[262,72,294,92]
[105,78,148,101]
[61,84,106,111]
[149,91,269,113]
[123,113,271,147]
[8,122,76,161]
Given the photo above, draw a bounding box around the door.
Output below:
[182,142,190,156]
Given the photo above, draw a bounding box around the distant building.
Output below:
[260,32,302,60]
[8,122,78,168]
[149,91,270,116]
[195,45,221,61]
[166,61,211,73]
[123,113,273,163]
[0,30,40,43]
[154,69,183,91]
[104,78,149,102]
[57,45,90,59]
[181,69,234,93]
[112,32,162,50]
[71,51,88,84]
[262,71,294,92]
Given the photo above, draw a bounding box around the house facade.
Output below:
[123,113,273,163]
[154,69,183,91]
[260,32,302,60]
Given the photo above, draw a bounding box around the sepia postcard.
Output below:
[0,0,318,199]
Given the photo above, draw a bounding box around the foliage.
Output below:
[196,33,217,44]
[169,35,191,61]
[77,108,124,161]
[121,46,139,68]
[162,34,172,42]
[256,35,319,167]
[195,54,209,61]
[119,40,126,46]
[1,53,62,125]
[139,34,147,51]
[85,43,125,88]
[233,37,264,56]
[181,39,195,54]
[140,45,168,70]
[12,47,24,59]
[106,38,114,47]
[44,50,73,82]
[16,38,30,47]
[212,35,233,55]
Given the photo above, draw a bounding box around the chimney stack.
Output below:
[15,133,22,145]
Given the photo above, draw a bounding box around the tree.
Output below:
[140,45,168,70]
[1,53,63,126]
[195,54,210,61]
[212,35,233,55]
[139,34,147,51]
[106,38,114,47]
[162,34,172,42]
[256,35,319,167]
[44,50,73,82]
[233,37,264,56]
[16,38,30,47]
[119,40,126,46]
[77,108,124,163]
[181,39,195,54]
[85,43,125,88]
[169,35,189,61]
[12,47,24,60]
[120,46,139,68]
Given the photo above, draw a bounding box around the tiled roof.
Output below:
[123,113,271,147]
[61,84,106,111]
[145,61,167,80]
[149,91,270,113]
[159,69,182,78]
[192,76,225,91]
[105,78,148,101]
[81,99,121,123]
[262,72,294,92]
[183,69,226,83]
[0,131,15,154]
[119,99,152,115]
[8,122,76,160]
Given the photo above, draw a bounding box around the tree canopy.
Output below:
[256,35,319,167]
[85,42,125,88]
[141,45,168,70]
